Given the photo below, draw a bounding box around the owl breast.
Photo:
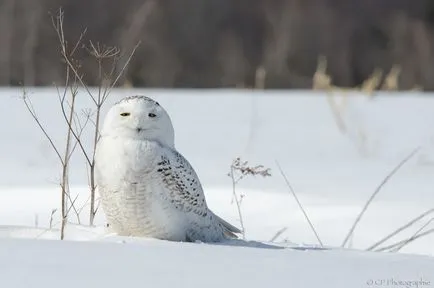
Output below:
[95,136,189,241]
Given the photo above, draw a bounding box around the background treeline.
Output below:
[1,0,434,89]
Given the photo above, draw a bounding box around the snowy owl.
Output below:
[95,95,240,242]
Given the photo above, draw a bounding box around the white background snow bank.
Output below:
[0,87,433,288]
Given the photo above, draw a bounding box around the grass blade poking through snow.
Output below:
[375,226,434,252]
[390,217,434,252]
[366,207,434,251]
[275,161,323,247]
[269,227,288,242]
[341,147,421,248]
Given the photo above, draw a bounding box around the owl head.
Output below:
[100,95,175,147]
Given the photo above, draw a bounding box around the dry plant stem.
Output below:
[269,227,288,242]
[22,94,63,164]
[66,193,80,216]
[89,52,104,226]
[366,207,434,251]
[375,227,434,252]
[55,72,85,225]
[86,39,139,226]
[22,93,70,239]
[88,42,117,224]
[230,166,245,239]
[51,8,140,226]
[275,161,323,247]
[52,10,96,106]
[89,119,99,225]
[52,9,93,225]
[57,92,91,164]
[108,41,141,96]
[52,9,92,235]
[56,86,92,225]
[68,110,91,163]
[391,217,434,252]
[60,88,75,240]
[341,147,421,248]
[227,158,270,239]
[53,23,93,169]
[49,209,57,229]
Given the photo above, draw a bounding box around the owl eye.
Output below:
[148,113,157,118]
[120,112,130,117]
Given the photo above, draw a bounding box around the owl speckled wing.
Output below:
[155,147,210,218]
[155,147,242,240]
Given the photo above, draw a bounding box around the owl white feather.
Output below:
[95,95,240,242]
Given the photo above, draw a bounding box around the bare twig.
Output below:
[26,8,140,234]
[68,110,91,162]
[22,88,71,240]
[341,147,421,248]
[87,39,140,225]
[59,80,77,239]
[22,92,63,164]
[275,161,323,247]
[106,41,141,100]
[66,193,81,217]
[269,227,288,242]
[49,209,57,229]
[228,157,271,239]
[51,9,96,106]
[229,166,246,239]
[390,217,434,252]
[56,87,92,166]
[375,226,434,252]
[367,207,434,251]
[70,28,87,57]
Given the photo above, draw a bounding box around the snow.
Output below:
[1,237,432,288]
[0,87,433,288]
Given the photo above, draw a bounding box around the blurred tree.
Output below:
[1,0,433,90]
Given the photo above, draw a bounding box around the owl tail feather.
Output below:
[212,212,242,239]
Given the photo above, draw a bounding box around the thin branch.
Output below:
[66,192,81,223]
[22,93,63,165]
[88,41,120,59]
[105,41,141,101]
[48,8,140,228]
[77,195,91,215]
[68,111,91,161]
[269,227,288,242]
[94,199,101,217]
[51,10,97,106]
[375,227,434,252]
[391,217,434,252]
[57,91,92,166]
[82,108,97,128]
[63,54,97,106]
[70,28,87,56]
[230,166,246,239]
[275,161,323,247]
[107,52,121,85]
[59,83,77,240]
[49,209,57,229]
[367,207,434,251]
[55,84,87,163]
[341,147,421,248]
[67,100,91,162]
